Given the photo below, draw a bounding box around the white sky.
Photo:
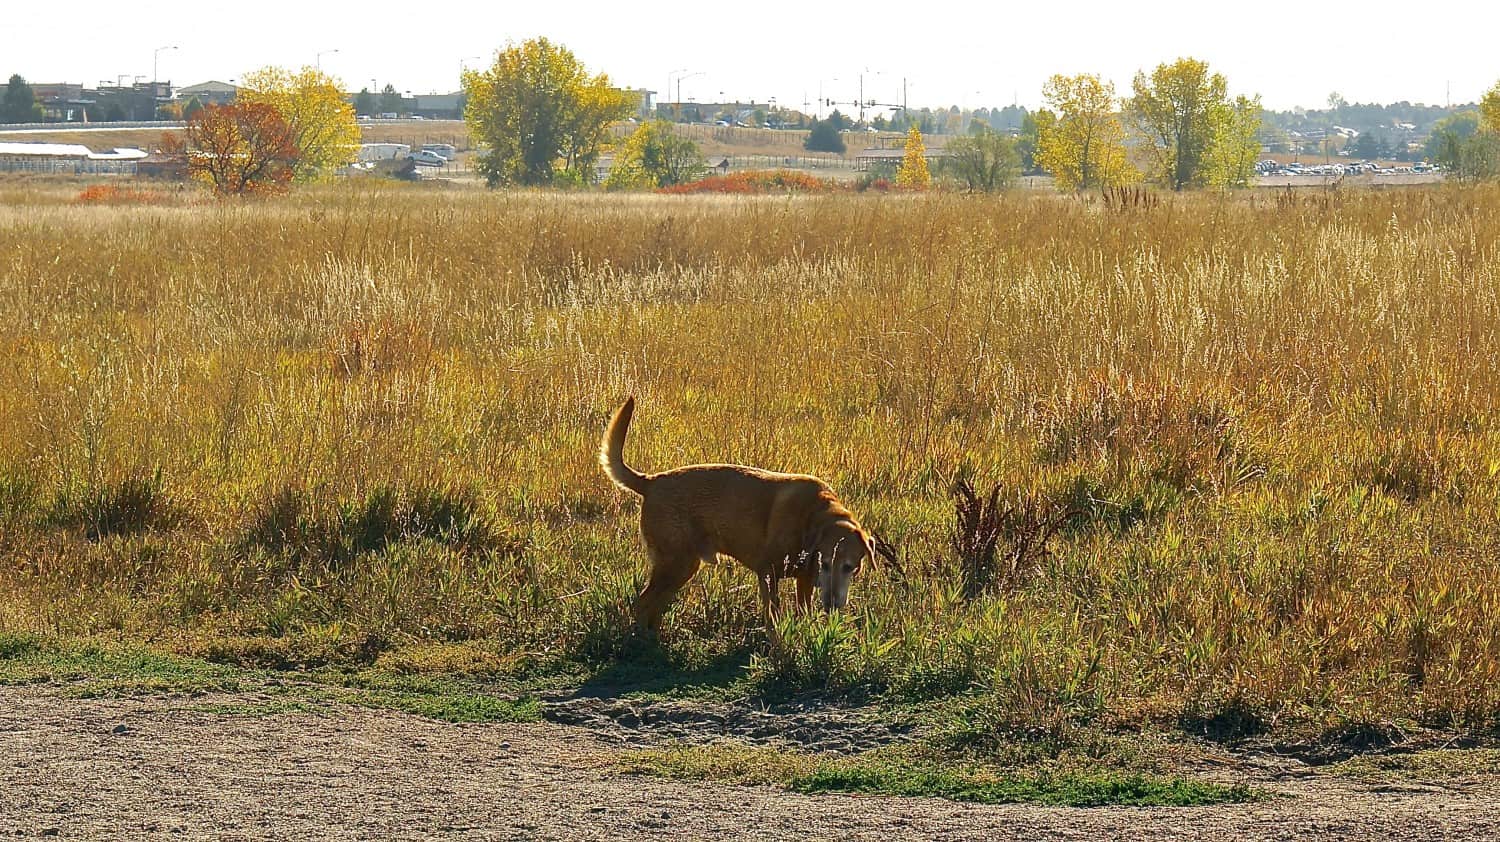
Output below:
[8,0,1497,113]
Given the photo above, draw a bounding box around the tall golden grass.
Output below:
[2,182,1499,738]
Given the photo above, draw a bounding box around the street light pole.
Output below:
[316,49,339,71]
[151,45,177,120]
[676,71,703,122]
[152,45,178,86]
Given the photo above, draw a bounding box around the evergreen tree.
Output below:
[2,74,43,123]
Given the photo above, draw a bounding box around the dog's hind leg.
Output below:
[633,542,701,635]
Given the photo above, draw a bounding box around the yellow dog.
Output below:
[600,397,876,633]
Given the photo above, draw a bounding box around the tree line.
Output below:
[11,39,1499,193]
[458,46,1273,193]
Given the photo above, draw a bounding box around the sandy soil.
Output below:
[3,687,1499,841]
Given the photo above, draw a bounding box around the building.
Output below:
[176,81,237,107]
[30,84,88,122]
[91,81,172,121]
[410,92,463,120]
[627,88,655,121]
[27,81,176,123]
[0,141,147,174]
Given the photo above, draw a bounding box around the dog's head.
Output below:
[805,519,874,611]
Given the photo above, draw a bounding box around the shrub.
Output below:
[47,469,181,540]
[75,185,171,205]
[242,482,510,568]
[658,170,843,195]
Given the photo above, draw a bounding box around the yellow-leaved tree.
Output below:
[604,120,704,190]
[463,38,634,187]
[1482,81,1500,132]
[1203,95,1264,188]
[1035,74,1134,192]
[238,66,359,181]
[895,125,930,188]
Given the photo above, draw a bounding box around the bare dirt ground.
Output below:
[4,687,1500,840]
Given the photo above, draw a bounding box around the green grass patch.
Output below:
[304,669,542,723]
[792,764,1254,807]
[0,634,539,723]
[619,744,1257,807]
[1331,748,1500,782]
[0,633,242,696]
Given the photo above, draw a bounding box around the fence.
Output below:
[721,154,853,171]
[0,156,138,175]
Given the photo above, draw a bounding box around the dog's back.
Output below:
[600,398,841,564]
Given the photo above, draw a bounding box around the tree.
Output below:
[895,125,931,188]
[380,84,404,115]
[462,38,633,187]
[2,74,43,123]
[1348,129,1388,160]
[943,125,1020,192]
[558,80,634,180]
[1016,109,1050,173]
[238,66,360,181]
[1425,112,1480,166]
[1129,58,1230,190]
[605,120,705,189]
[804,115,847,153]
[1451,131,1500,182]
[173,102,298,196]
[354,88,377,117]
[1482,81,1500,132]
[1035,74,1133,191]
[1202,95,1263,187]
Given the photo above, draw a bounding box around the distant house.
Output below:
[176,81,237,107]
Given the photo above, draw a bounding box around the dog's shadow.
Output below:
[565,640,755,701]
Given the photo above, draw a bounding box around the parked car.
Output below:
[409,150,448,167]
[421,143,458,160]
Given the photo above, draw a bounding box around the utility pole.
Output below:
[316,49,339,71]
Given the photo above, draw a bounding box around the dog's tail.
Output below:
[600,396,651,496]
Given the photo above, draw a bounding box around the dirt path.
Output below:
[3,687,1499,841]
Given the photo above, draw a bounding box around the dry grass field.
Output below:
[3,181,1500,770]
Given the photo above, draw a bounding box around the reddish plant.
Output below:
[74,185,171,205]
[176,102,300,196]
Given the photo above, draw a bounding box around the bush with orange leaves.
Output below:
[657,169,845,195]
[74,185,172,205]
[162,102,301,196]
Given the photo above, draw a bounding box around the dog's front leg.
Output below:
[794,573,816,612]
[758,572,784,644]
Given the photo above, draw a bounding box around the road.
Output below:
[4,687,1500,840]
